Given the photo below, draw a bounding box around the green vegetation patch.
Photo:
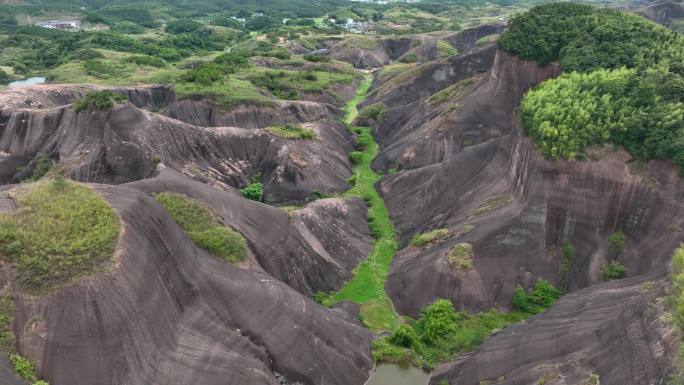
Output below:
[447,243,474,271]
[428,77,475,105]
[153,192,246,263]
[521,68,684,170]
[475,34,499,46]
[669,245,684,383]
[0,288,13,351]
[474,195,510,216]
[601,260,627,281]
[411,228,449,247]
[436,40,457,58]
[241,182,264,202]
[359,103,386,121]
[373,298,545,369]
[73,90,126,113]
[325,76,400,332]
[511,279,560,315]
[0,179,120,293]
[9,350,49,385]
[23,154,52,183]
[499,3,684,72]
[266,124,316,140]
[607,231,626,255]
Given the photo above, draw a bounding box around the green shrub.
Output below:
[125,55,166,68]
[266,124,316,140]
[601,260,627,281]
[359,103,386,121]
[389,324,420,349]
[0,179,120,293]
[165,19,202,34]
[607,231,626,255]
[399,53,418,63]
[73,91,126,113]
[83,60,123,78]
[214,52,249,68]
[355,135,370,150]
[303,54,330,62]
[0,288,13,350]
[241,182,264,202]
[349,151,364,165]
[182,62,232,85]
[559,242,574,293]
[71,48,105,61]
[447,243,474,271]
[512,279,560,314]
[411,228,449,247]
[10,353,36,382]
[313,291,329,304]
[153,192,247,263]
[415,299,458,345]
[23,154,52,182]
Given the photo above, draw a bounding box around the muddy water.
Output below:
[366,364,429,385]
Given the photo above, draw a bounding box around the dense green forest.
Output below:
[505,3,684,171]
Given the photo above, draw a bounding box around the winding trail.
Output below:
[327,75,400,332]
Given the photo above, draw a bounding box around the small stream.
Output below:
[8,76,46,88]
[366,364,429,385]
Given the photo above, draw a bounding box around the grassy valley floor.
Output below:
[324,75,400,332]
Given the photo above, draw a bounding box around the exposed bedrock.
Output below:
[328,37,413,69]
[0,85,355,203]
[384,128,684,317]
[635,0,684,27]
[369,48,559,172]
[442,23,506,53]
[165,99,343,128]
[5,184,373,385]
[126,168,373,295]
[327,24,503,69]
[429,272,679,385]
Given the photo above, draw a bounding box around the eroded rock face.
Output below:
[381,49,684,318]
[384,131,684,317]
[0,85,355,203]
[5,184,373,385]
[635,0,684,27]
[327,24,503,69]
[166,99,343,128]
[368,48,559,172]
[429,272,679,385]
[126,168,373,295]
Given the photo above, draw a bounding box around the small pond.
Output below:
[8,77,47,88]
[366,363,429,385]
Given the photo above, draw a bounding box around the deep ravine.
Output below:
[325,74,401,332]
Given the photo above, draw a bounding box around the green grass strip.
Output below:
[326,76,400,332]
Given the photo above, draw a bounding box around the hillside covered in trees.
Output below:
[500,3,684,170]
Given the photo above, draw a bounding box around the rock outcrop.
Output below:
[430,272,679,385]
[2,183,374,385]
[126,168,373,295]
[368,48,558,172]
[380,48,684,317]
[0,85,355,203]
